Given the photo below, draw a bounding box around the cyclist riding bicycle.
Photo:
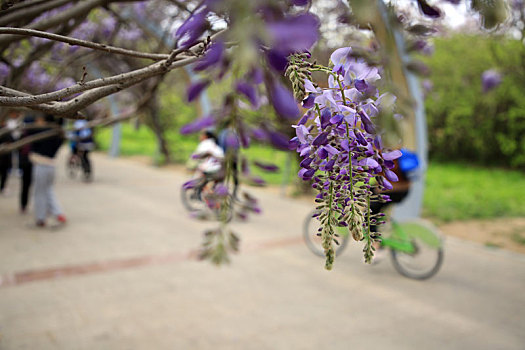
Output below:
[191,130,225,198]
[69,118,94,181]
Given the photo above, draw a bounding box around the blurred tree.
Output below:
[423,34,525,169]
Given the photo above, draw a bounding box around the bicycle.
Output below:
[66,152,82,179]
[181,175,235,222]
[303,211,444,280]
[67,151,92,182]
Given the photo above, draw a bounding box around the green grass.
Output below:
[96,123,525,222]
[96,123,297,185]
[424,162,525,222]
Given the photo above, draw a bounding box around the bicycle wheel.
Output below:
[180,185,207,213]
[303,211,350,257]
[389,219,444,280]
[67,157,80,179]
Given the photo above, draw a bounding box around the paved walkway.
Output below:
[0,150,524,350]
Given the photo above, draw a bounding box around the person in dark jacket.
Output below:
[19,115,34,213]
[29,114,66,227]
[0,119,13,194]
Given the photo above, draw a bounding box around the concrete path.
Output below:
[0,150,524,350]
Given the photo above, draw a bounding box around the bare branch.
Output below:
[0,0,76,26]
[0,0,107,48]
[0,54,199,116]
[0,27,170,61]
[0,29,226,109]
[0,54,196,106]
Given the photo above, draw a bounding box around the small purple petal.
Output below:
[254,161,279,172]
[382,150,402,161]
[302,93,316,109]
[324,144,339,155]
[374,135,382,150]
[180,115,215,134]
[269,130,291,150]
[295,124,309,143]
[382,177,393,190]
[297,113,309,126]
[358,157,379,168]
[266,14,320,53]
[317,147,328,159]
[300,157,313,168]
[355,131,367,146]
[268,80,300,119]
[323,159,335,171]
[236,81,258,106]
[187,80,210,102]
[251,128,267,141]
[289,136,300,150]
[304,79,317,93]
[267,49,289,72]
[384,168,399,182]
[175,9,208,49]
[355,79,368,92]
[330,114,344,125]
[341,139,350,152]
[482,69,502,93]
[193,41,224,71]
[299,146,311,157]
[298,168,315,180]
[320,108,331,128]
[250,176,266,186]
[312,132,329,146]
[214,184,229,196]
[384,160,395,169]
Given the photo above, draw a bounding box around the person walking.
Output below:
[73,118,95,181]
[29,114,66,227]
[19,115,34,213]
[0,119,13,195]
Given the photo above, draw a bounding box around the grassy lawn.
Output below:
[423,162,525,222]
[96,123,525,222]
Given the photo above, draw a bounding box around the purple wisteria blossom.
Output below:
[175,7,208,49]
[194,41,224,72]
[481,69,502,93]
[180,115,215,135]
[268,80,300,119]
[187,80,211,102]
[266,14,320,53]
[291,47,402,268]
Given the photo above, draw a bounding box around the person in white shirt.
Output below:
[193,130,224,175]
[191,130,224,198]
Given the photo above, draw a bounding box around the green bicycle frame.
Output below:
[381,221,416,254]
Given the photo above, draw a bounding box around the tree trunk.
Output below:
[147,94,171,164]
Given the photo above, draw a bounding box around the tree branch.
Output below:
[0,0,77,26]
[0,27,170,61]
[0,54,199,116]
[0,54,196,106]
[0,0,107,48]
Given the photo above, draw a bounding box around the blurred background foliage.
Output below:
[422,34,525,169]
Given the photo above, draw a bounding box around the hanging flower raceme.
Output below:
[288,48,401,269]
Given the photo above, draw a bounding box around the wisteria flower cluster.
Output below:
[288,47,402,269]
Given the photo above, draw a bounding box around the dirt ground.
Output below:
[438,217,525,254]
[126,154,525,255]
